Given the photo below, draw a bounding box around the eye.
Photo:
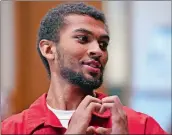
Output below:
[99,41,108,50]
[76,35,89,44]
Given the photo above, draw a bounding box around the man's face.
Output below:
[55,14,109,92]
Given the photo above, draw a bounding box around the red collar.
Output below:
[26,92,111,134]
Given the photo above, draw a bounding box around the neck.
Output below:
[46,73,94,110]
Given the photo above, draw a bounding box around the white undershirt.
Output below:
[47,104,75,128]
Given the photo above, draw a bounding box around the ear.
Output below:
[39,39,56,60]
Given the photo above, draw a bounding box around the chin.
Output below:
[60,67,103,90]
[85,72,101,80]
[81,75,103,90]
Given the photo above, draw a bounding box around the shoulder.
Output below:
[123,106,148,119]
[1,109,28,134]
[124,106,167,134]
[1,93,47,134]
[123,106,149,125]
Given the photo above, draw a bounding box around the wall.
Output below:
[1,1,15,119]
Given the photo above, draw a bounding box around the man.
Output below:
[1,2,168,134]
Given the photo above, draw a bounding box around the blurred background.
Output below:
[1,1,171,133]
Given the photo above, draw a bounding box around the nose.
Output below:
[87,42,103,59]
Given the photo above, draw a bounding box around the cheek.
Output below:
[64,50,85,69]
[68,44,87,62]
[60,33,87,59]
[102,52,108,66]
[58,43,85,64]
[71,42,87,54]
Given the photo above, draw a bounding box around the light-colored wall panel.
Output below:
[1,1,15,119]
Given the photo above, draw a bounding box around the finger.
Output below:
[95,127,112,134]
[86,102,102,113]
[102,96,116,103]
[113,96,123,110]
[102,96,123,112]
[99,103,114,114]
[78,95,102,110]
[111,107,127,126]
[100,101,125,122]
[111,97,126,119]
[102,96,122,105]
[86,126,96,134]
[101,97,128,134]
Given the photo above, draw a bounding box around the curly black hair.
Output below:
[37,2,108,78]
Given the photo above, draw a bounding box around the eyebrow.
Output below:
[73,28,110,41]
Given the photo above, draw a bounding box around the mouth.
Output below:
[82,60,102,74]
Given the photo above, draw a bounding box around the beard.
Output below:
[60,67,103,94]
[56,48,104,94]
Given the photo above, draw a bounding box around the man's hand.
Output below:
[65,95,102,134]
[86,126,112,135]
[97,96,128,134]
[65,95,128,134]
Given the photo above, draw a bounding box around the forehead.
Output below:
[63,14,108,35]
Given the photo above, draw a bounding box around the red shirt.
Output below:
[1,92,168,134]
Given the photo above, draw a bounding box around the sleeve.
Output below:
[145,116,169,134]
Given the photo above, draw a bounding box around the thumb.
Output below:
[86,126,96,134]
[95,127,112,134]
